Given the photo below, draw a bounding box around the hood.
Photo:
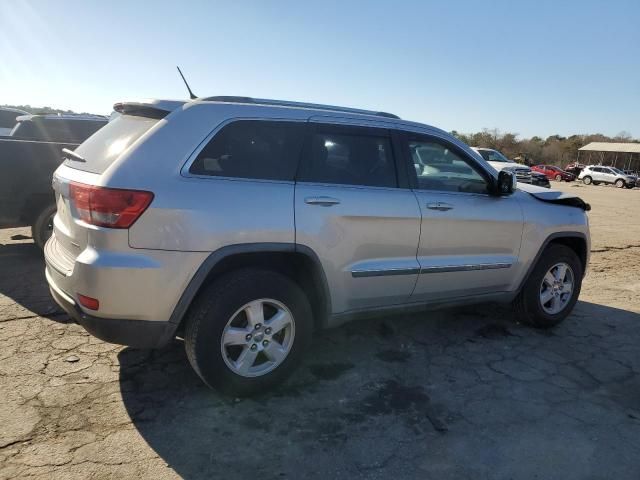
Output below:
[518,183,591,211]
[487,161,530,172]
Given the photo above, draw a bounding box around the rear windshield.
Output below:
[65,115,159,173]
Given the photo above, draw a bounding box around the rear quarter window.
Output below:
[189,120,305,181]
[66,115,160,174]
[0,110,21,129]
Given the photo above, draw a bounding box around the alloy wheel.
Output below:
[539,262,574,315]
[220,298,295,377]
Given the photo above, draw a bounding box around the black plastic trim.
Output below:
[49,286,175,348]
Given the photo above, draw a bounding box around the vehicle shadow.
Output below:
[0,238,66,320]
[118,300,640,479]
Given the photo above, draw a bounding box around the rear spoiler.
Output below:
[113,102,172,120]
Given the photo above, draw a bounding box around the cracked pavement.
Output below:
[1,183,639,479]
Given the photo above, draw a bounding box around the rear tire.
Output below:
[582,176,592,185]
[184,268,313,396]
[555,174,562,181]
[31,204,57,250]
[615,179,625,188]
[514,244,582,328]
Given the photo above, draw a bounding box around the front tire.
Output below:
[582,176,592,185]
[514,244,582,328]
[615,179,625,188]
[184,269,313,396]
[31,204,57,250]
[555,174,562,181]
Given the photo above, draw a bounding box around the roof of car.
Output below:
[114,97,450,138]
[15,113,108,123]
[116,96,402,120]
[0,106,29,115]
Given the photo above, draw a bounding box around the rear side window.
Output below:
[9,121,40,139]
[67,115,160,174]
[37,120,106,143]
[0,110,21,129]
[298,125,397,188]
[189,120,305,181]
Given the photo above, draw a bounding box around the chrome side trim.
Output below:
[351,267,420,278]
[419,263,512,274]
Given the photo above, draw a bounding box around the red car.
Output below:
[531,165,576,182]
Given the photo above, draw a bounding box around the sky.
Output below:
[1,0,638,138]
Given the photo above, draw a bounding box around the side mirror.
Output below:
[494,170,517,195]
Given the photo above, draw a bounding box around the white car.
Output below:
[471,147,532,184]
[578,165,636,189]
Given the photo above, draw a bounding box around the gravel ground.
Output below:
[1,182,639,479]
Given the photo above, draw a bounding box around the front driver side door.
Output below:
[401,133,524,302]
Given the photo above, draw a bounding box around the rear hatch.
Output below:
[48,102,175,275]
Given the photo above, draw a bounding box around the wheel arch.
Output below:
[517,232,588,293]
[170,243,332,334]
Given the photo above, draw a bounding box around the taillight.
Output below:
[69,182,153,228]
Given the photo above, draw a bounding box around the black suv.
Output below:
[0,114,107,247]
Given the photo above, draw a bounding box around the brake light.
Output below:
[69,182,153,228]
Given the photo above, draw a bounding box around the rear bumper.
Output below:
[46,268,177,348]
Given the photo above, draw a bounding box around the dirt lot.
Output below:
[1,183,639,479]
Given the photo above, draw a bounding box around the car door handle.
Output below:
[426,202,454,211]
[305,196,341,206]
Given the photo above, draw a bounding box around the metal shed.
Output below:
[578,142,640,171]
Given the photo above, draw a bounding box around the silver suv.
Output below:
[45,97,591,395]
[578,165,636,188]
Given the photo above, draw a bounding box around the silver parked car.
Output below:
[578,165,636,188]
[45,97,591,395]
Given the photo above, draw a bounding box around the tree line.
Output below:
[451,129,639,168]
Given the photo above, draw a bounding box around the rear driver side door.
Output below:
[295,123,421,314]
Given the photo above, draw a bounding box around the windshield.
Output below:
[477,149,513,163]
[611,167,626,175]
[65,115,160,174]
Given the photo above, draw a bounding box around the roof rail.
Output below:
[201,96,400,120]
